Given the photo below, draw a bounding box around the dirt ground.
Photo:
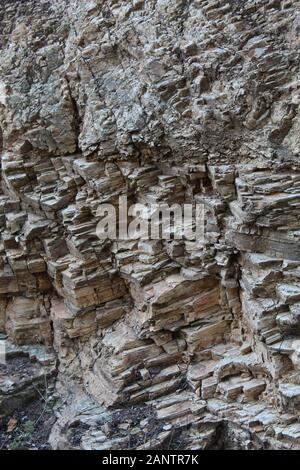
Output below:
[0,391,56,450]
[0,355,57,450]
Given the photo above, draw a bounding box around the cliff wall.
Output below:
[1,0,300,449]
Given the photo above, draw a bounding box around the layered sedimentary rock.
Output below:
[1,0,300,449]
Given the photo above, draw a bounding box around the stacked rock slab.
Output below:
[0,0,300,449]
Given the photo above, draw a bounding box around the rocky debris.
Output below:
[0,0,300,450]
[0,371,56,450]
[0,343,56,416]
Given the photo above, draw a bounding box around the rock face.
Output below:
[1,0,300,450]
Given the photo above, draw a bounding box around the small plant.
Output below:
[9,438,23,450]
[23,420,35,435]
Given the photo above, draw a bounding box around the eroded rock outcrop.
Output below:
[1,0,300,450]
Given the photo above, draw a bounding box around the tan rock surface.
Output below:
[0,0,300,450]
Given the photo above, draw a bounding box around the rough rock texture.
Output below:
[1,0,300,450]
